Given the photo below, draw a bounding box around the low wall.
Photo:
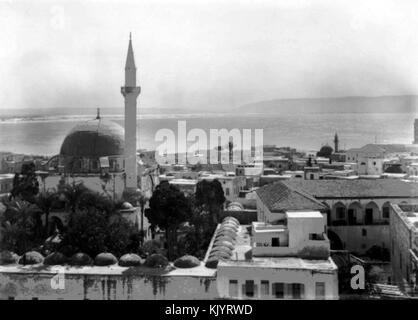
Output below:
[0,266,217,300]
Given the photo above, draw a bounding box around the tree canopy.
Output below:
[146,181,191,260]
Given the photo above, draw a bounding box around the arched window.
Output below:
[382,202,391,220]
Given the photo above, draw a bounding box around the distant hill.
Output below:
[239,95,418,114]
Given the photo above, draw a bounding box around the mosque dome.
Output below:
[60,117,125,158]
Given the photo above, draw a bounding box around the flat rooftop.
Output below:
[286,211,323,219]
[220,224,337,272]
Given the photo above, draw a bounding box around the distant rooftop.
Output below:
[256,182,328,213]
[282,179,418,199]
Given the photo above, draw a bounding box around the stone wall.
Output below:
[0,269,217,300]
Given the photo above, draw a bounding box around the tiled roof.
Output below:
[255,182,328,212]
[346,144,414,154]
[282,179,418,199]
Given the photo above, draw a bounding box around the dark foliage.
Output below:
[44,252,68,265]
[10,162,39,203]
[146,181,191,260]
[0,199,44,254]
[60,206,140,258]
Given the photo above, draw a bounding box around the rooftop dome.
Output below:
[60,117,125,158]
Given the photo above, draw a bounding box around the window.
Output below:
[362,229,367,236]
[309,233,322,240]
[261,281,269,296]
[245,280,255,297]
[315,282,325,300]
[336,207,345,219]
[383,206,390,219]
[292,283,304,299]
[225,188,230,196]
[273,283,284,299]
[271,237,280,247]
[310,173,314,180]
[229,280,238,297]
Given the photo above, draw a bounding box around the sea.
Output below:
[0,112,415,156]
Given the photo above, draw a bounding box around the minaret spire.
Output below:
[121,33,141,191]
[125,34,136,86]
[334,132,339,153]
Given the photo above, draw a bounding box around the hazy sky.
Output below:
[1,0,418,111]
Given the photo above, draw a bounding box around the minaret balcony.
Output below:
[121,86,141,96]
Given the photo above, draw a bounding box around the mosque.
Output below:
[39,35,158,206]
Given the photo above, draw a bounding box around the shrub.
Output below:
[142,240,164,256]
[119,253,143,267]
[298,246,330,260]
[144,253,169,268]
[173,255,200,268]
[44,252,68,265]
[69,252,93,266]
[0,251,20,265]
[19,251,44,265]
[94,252,118,266]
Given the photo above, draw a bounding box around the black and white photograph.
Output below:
[1,0,418,306]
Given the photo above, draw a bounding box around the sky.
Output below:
[1,0,418,111]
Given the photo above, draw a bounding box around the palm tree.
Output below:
[61,182,89,214]
[0,198,43,254]
[35,190,58,237]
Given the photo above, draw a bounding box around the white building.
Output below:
[199,173,246,202]
[216,211,338,300]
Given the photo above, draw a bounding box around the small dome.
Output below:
[173,255,200,268]
[60,118,124,158]
[227,202,244,211]
[144,254,169,268]
[69,253,93,266]
[317,145,334,157]
[121,202,134,209]
[94,252,118,266]
[119,253,143,267]
[19,251,44,265]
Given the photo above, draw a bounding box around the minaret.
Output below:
[334,132,339,153]
[121,33,141,190]
[414,119,418,144]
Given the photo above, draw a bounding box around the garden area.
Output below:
[0,162,232,271]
